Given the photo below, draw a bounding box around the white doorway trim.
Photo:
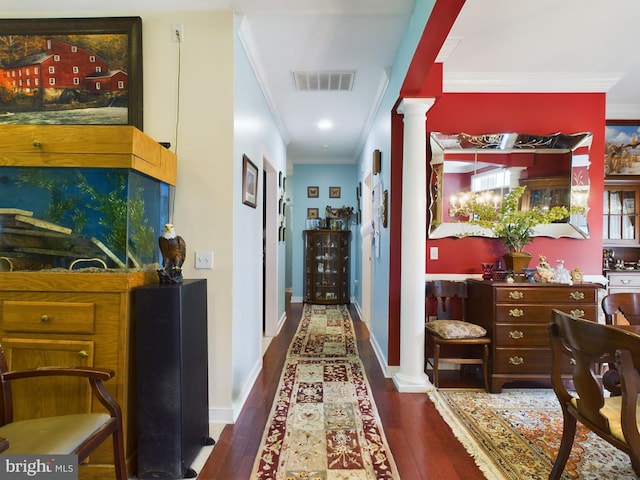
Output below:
[361,173,373,331]
[262,151,279,340]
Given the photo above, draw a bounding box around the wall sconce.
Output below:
[373,149,381,175]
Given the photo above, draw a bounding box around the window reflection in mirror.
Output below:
[428,132,592,240]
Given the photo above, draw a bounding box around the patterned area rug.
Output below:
[288,303,358,358]
[430,389,636,480]
[251,304,399,480]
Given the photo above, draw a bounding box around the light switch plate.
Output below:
[195,251,213,269]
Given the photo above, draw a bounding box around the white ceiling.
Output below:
[7,0,640,164]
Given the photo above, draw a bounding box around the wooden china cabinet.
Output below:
[303,230,351,304]
[603,178,640,293]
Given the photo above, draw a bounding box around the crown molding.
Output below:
[237,14,291,144]
[443,72,622,93]
[606,103,640,120]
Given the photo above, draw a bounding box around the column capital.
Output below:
[396,97,435,116]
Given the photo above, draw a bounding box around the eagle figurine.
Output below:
[158,223,186,284]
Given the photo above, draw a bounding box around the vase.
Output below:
[503,251,532,273]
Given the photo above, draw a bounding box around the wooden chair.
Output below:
[425,280,491,391]
[601,292,640,393]
[602,292,640,325]
[0,343,126,480]
[548,309,640,479]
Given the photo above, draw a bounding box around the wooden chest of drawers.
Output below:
[466,279,602,393]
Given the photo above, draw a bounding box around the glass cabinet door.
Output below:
[603,187,638,242]
[303,230,350,304]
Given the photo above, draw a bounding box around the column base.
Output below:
[392,371,434,393]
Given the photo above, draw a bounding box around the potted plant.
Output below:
[325,205,354,230]
[451,186,571,272]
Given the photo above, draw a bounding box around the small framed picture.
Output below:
[242,154,259,208]
[307,186,319,198]
[307,208,319,218]
[329,186,341,198]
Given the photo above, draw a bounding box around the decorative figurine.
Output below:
[158,223,186,284]
[571,267,584,284]
[534,255,555,283]
[553,259,572,285]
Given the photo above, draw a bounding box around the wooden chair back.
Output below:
[426,280,466,321]
[0,343,127,479]
[601,292,640,325]
[549,309,640,478]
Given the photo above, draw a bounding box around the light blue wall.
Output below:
[232,16,287,402]
[355,2,435,366]
[290,163,358,301]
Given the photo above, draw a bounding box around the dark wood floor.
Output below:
[198,301,486,480]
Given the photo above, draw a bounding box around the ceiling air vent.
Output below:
[293,71,355,91]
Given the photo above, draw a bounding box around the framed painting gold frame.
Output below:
[242,154,259,208]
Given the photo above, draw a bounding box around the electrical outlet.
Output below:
[430,247,439,260]
[195,251,213,269]
[172,24,184,43]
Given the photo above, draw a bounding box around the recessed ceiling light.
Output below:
[320,145,329,149]
[317,119,333,130]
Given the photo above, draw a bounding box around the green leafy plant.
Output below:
[451,186,571,252]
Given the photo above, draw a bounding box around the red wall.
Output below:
[426,92,606,275]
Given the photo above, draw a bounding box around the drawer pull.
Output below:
[509,330,524,339]
[570,309,585,318]
[508,291,524,300]
[39,315,49,323]
[509,356,524,365]
[509,308,524,317]
[78,350,89,358]
[32,140,42,148]
[569,291,585,301]
[622,279,631,285]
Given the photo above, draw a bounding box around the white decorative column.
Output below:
[392,98,435,393]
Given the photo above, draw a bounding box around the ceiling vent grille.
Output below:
[293,71,355,91]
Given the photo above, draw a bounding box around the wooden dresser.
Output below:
[466,279,602,393]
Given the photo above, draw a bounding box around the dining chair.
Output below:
[548,309,640,479]
[0,343,127,480]
[601,292,640,325]
[425,280,490,391]
[601,292,640,393]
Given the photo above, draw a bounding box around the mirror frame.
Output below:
[428,132,592,240]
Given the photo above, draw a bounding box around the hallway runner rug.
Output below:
[430,388,636,480]
[251,304,399,480]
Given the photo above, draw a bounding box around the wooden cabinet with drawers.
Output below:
[467,279,602,393]
[0,270,156,480]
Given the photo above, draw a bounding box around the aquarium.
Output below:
[0,166,173,271]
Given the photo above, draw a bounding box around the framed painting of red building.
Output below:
[0,17,142,128]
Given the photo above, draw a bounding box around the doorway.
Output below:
[361,173,373,331]
[262,153,279,351]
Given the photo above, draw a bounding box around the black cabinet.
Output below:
[136,279,212,479]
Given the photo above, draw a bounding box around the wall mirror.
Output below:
[428,131,592,240]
